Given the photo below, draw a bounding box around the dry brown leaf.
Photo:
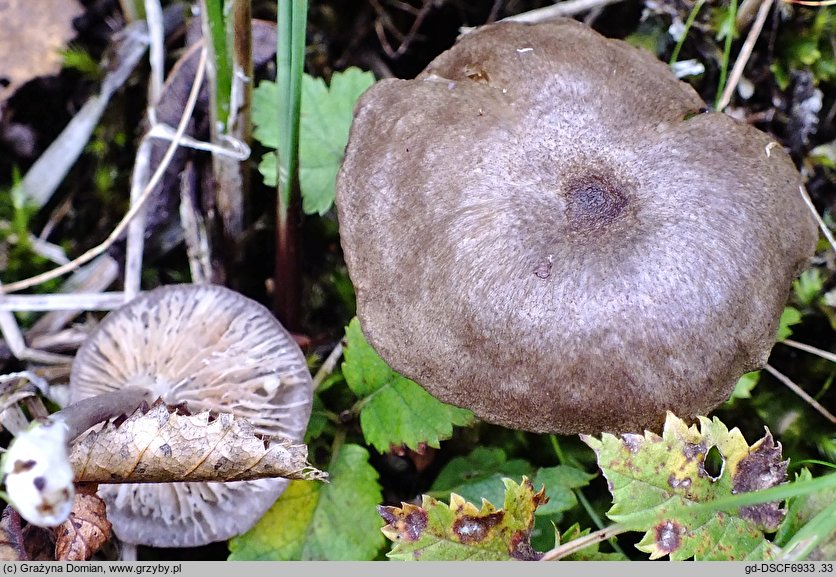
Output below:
[0,507,26,560]
[69,402,327,483]
[22,525,54,561]
[54,484,111,561]
[0,0,84,102]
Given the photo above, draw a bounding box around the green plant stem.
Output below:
[540,523,628,561]
[715,0,739,109]
[330,428,346,470]
[669,0,705,65]
[203,0,232,131]
[549,436,626,557]
[273,0,307,329]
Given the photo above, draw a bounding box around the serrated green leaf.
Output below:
[380,477,546,560]
[299,68,376,215]
[777,307,803,342]
[343,318,473,452]
[257,151,277,187]
[532,466,595,517]
[304,394,328,443]
[228,443,384,560]
[430,447,532,506]
[793,269,824,307]
[251,68,374,214]
[583,413,788,560]
[729,371,760,402]
[252,80,280,148]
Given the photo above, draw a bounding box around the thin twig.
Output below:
[370,0,437,59]
[0,298,72,364]
[718,0,773,110]
[29,255,119,336]
[504,0,626,22]
[799,185,836,253]
[780,338,836,364]
[313,341,345,390]
[12,22,150,210]
[179,166,213,284]
[0,293,127,311]
[737,0,765,28]
[540,524,628,561]
[764,364,836,424]
[0,48,209,295]
[124,136,153,302]
[145,0,165,117]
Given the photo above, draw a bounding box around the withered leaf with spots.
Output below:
[69,402,326,483]
[583,412,786,560]
[379,477,546,561]
[54,485,111,561]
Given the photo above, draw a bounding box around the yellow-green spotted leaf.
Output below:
[429,447,533,506]
[380,477,546,561]
[582,413,787,560]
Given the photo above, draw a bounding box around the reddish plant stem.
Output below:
[274,183,302,331]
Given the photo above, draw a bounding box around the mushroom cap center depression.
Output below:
[564,174,629,233]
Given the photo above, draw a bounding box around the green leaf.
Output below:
[776,307,802,342]
[252,68,374,210]
[257,152,278,186]
[299,68,376,215]
[380,477,546,560]
[793,269,824,307]
[583,413,788,560]
[252,80,280,148]
[532,466,595,517]
[228,443,384,560]
[304,394,328,443]
[729,371,760,402]
[343,318,474,452]
[430,447,532,506]
[774,469,836,560]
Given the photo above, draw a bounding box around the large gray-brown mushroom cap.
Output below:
[336,19,818,434]
[69,284,313,546]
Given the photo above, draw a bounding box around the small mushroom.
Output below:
[336,20,818,434]
[69,284,313,547]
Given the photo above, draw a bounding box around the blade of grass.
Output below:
[669,0,706,66]
[611,472,836,530]
[274,0,307,329]
[715,0,739,110]
[202,0,232,131]
[777,499,836,560]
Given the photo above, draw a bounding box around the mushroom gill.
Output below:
[69,284,313,547]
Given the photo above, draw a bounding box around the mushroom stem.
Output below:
[764,364,836,424]
[55,387,154,441]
